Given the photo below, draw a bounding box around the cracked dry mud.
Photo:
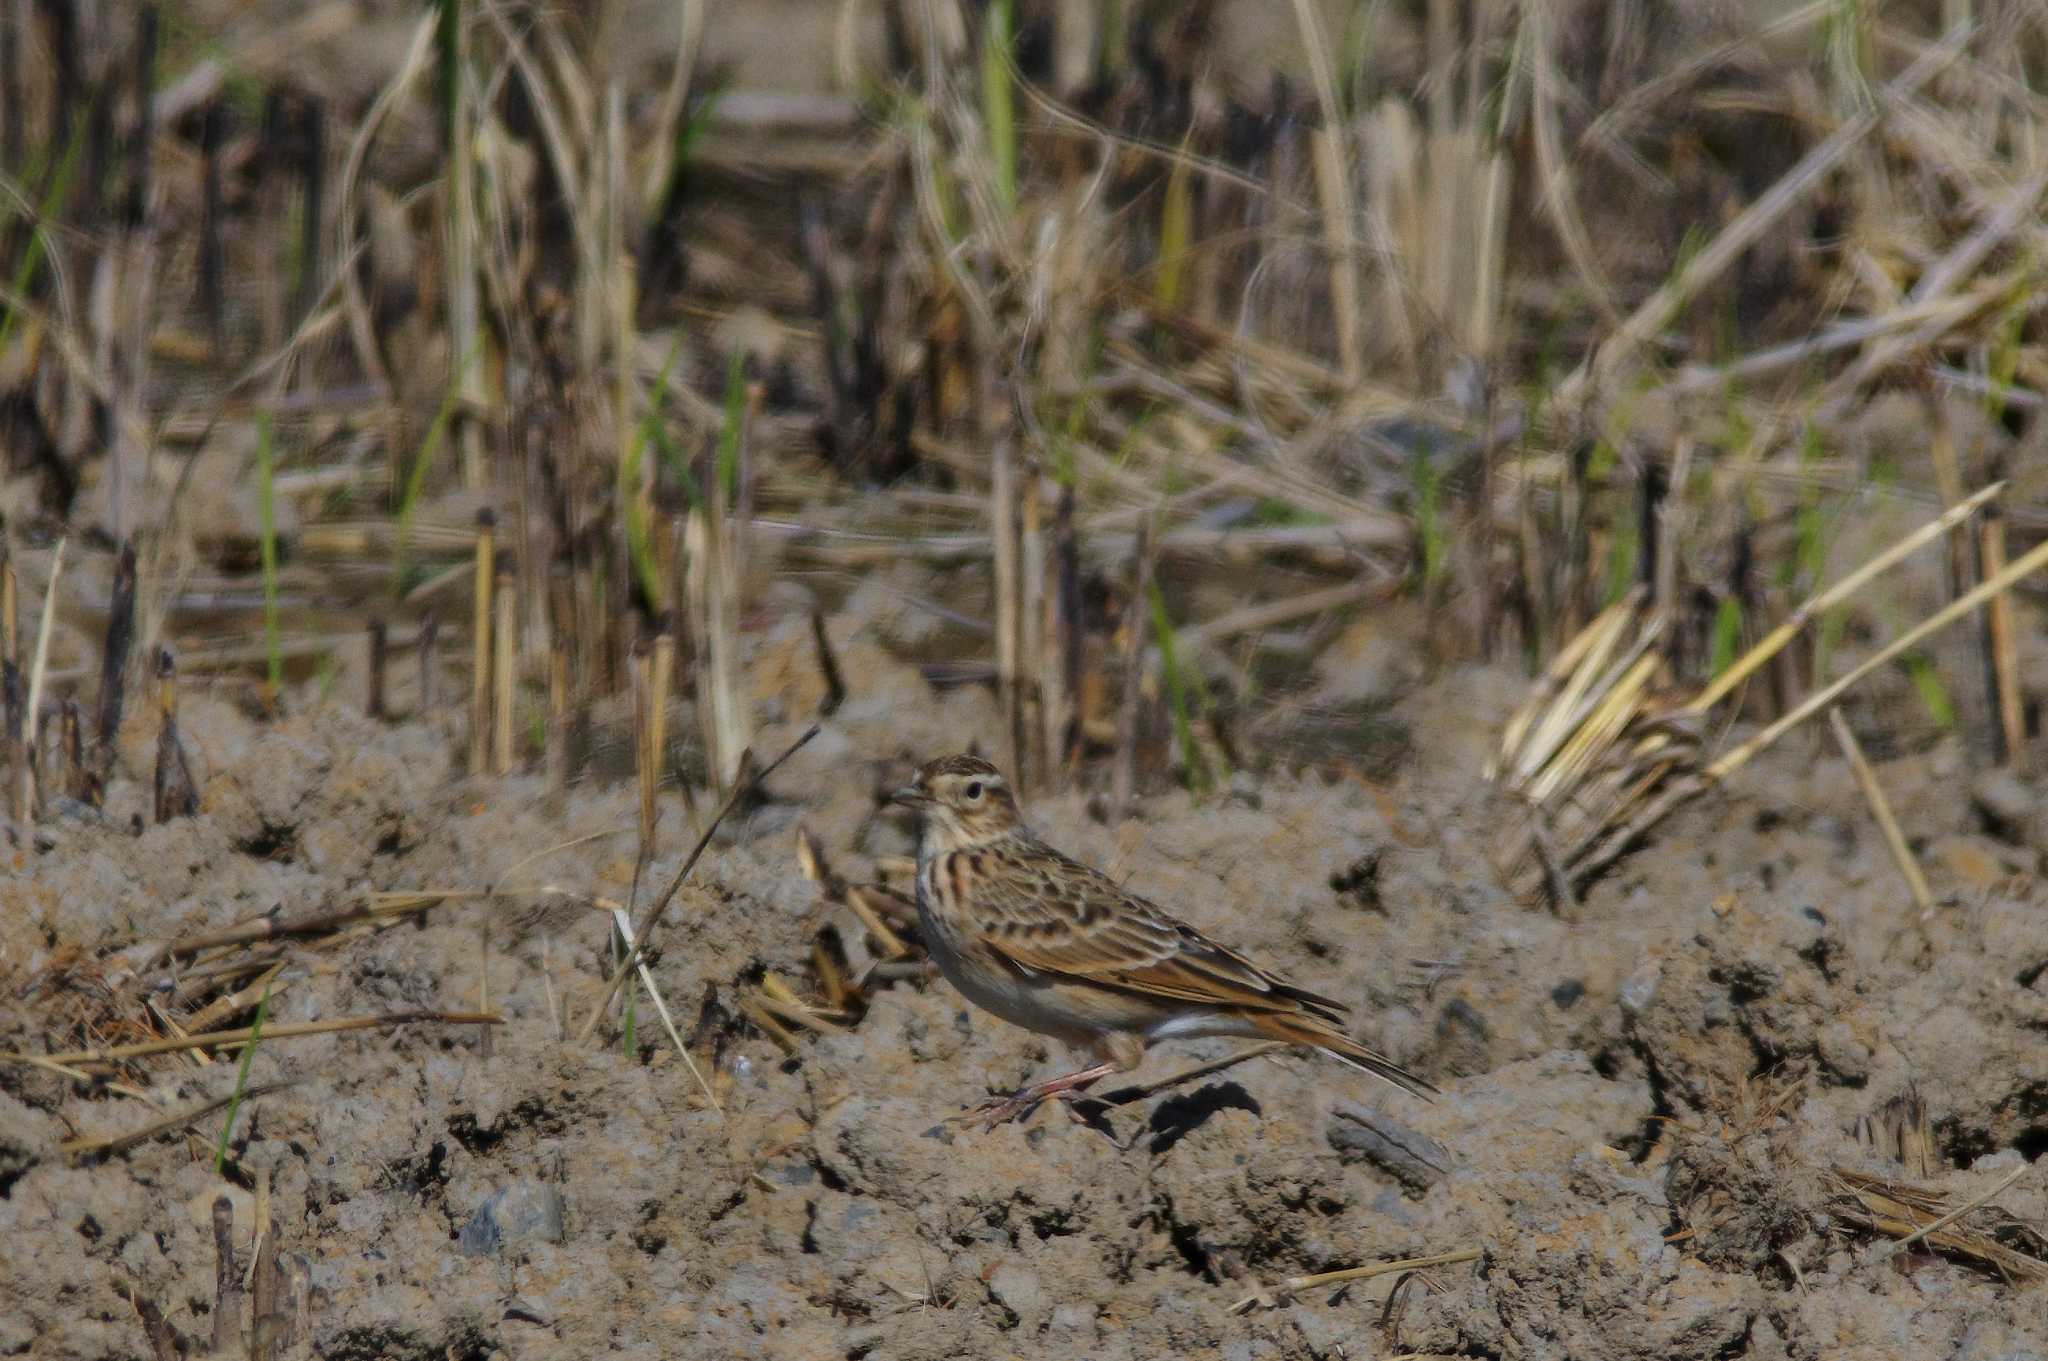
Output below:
[4,602,2047,1360]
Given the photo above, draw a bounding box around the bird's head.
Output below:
[891,754,1021,848]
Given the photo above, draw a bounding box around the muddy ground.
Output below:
[3,574,2047,1361]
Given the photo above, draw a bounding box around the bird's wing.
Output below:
[968,842,1348,1019]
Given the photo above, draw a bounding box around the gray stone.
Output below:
[458,1180,566,1258]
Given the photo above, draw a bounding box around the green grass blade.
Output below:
[981,0,1016,216]
[392,343,480,596]
[0,126,84,361]
[1148,580,1213,794]
[1708,597,1744,677]
[214,981,273,1173]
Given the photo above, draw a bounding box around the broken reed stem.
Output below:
[156,891,457,957]
[94,538,137,788]
[575,723,821,1045]
[1112,523,1153,819]
[607,904,719,1110]
[809,610,846,715]
[210,1197,239,1355]
[1,526,15,664]
[632,634,655,851]
[60,699,81,801]
[693,451,747,791]
[1883,1163,2031,1259]
[1019,465,1046,787]
[21,536,65,822]
[469,510,494,774]
[1689,483,2003,717]
[991,436,1022,787]
[1043,485,1076,786]
[366,618,387,719]
[1926,392,1970,600]
[446,0,485,491]
[1829,708,1935,921]
[1978,507,2026,773]
[1308,123,1363,383]
[493,555,516,775]
[417,610,440,717]
[2,1011,504,1067]
[58,1081,297,1160]
[1706,530,2048,783]
[546,629,568,815]
[1232,1246,1483,1314]
[153,648,197,822]
[650,622,674,802]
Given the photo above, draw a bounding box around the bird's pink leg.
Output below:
[956,1059,1125,1130]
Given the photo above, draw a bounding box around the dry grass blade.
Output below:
[1231,1246,1483,1314]
[59,1081,298,1160]
[1831,1166,2045,1281]
[1828,708,1935,920]
[1704,531,2048,782]
[1562,22,1969,402]
[1688,483,2002,717]
[607,906,720,1113]
[1492,482,2040,906]
[575,724,822,1043]
[3,1011,502,1067]
[21,537,65,819]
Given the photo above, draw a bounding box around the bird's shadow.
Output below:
[1082,1079,1262,1155]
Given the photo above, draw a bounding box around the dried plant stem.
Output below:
[417,610,440,717]
[632,636,655,850]
[469,510,494,775]
[1291,0,1361,381]
[1232,1247,1483,1314]
[153,648,198,822]
[576,724,821,1044]
[58,1081,296,1160]
[445,0,485,489]
[1177,577,1391,654]
[608,905,718,1110]
[1,529,15,664]
[1689,482,2002,717]
[366,618,388,719]
[1978,509,2025,772]
[1308,125,1363,382]
[991,437,1022,785]
[2,1011,503,1067]
[844,888,912,959]
[1112,524,1153,819]
[492,559,516,775]
[1564,23,1967,401]
[21,536,64,821]
[1829,709,1935,920]
[1886,1163,2030,1257]
[546,630,568,814]
[650,627,674,799]
[690,462,747,791]
[1707,530,2048,783]
[1019,466,1045,783]
[93,539,137,789]
[1042,486,1076,784]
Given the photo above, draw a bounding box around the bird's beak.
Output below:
[890,785,932,808]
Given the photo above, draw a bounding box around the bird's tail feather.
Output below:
[1250,1012,1439,1101]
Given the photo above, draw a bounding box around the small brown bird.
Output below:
[893,754,1437,1127]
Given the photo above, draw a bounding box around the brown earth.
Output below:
[4,581,2047,1361]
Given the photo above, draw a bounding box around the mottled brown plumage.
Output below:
[893,755,1436,1127]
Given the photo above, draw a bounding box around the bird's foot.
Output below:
[953,1061,1123,1132]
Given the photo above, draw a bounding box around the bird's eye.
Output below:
[964,781,984,801]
